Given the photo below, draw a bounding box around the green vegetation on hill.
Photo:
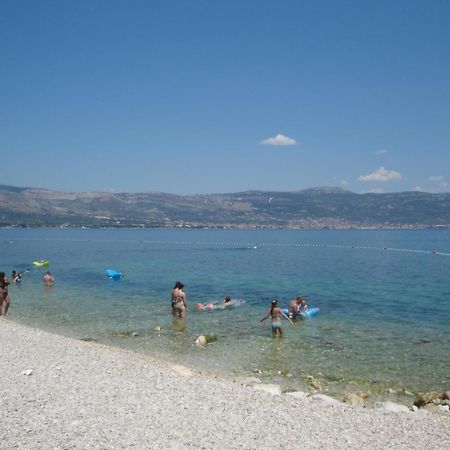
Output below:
[0,184,449,228]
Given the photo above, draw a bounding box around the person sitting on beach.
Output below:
[0,272,11,316]
[260,298,293,337]
[171,281,187,318]
[43,271,54,286]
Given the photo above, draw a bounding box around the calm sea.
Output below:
[1,228,449,402]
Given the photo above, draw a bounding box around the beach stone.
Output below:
[373,401,410,413]
[171,365,194,377]
[131,332,139,337]
[235,377,261,385]
[195,335,207,347]
[21,369,33,376]
[422,403,446,415]
[154,325,162,332]
[253,383,281,396]
[439,405,449,412]
[285,391,308,400]
[444,390,450,400]
[414,391,443,408]
[310,394,342,406]
[343,393,364,406]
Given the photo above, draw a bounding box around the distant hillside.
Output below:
[0,184,449,228]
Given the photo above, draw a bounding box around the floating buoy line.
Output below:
[7,237,450,257]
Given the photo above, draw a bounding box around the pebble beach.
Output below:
[1,319,449,449]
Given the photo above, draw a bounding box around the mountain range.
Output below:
[1,184,449,228]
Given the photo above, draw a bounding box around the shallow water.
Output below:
[1,228,449,402]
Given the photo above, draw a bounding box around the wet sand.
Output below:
[1,319,449,449]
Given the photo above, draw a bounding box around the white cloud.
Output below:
[260,134,297,146]
[374,149,388,155]
[340,180,348,186]
[428,175,444,182]
[413,186,423,192]
[358,166,402,182]
[365,188,385,193]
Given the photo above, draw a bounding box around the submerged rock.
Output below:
[114,331,132,338]
[343,393,365,406]
[204,334,217,343]
[80,338,97,343]
[414,391,445,408]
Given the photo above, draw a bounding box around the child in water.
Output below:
[260,298,293,337]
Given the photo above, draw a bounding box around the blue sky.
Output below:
[1,0,449,195]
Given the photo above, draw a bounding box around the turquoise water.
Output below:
[1,228,449,402]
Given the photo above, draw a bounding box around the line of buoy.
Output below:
[7,237,449,257]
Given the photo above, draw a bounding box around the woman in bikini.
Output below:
[171,281,187,319]
[0,272,11,316]
[260,298,293,337]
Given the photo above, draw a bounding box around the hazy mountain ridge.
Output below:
[0,184,449,228]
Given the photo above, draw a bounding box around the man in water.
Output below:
[288,296,307,320]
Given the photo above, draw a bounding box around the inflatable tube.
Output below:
[282,307,320,318]
[105,269,123,280]
[33,260,49,267]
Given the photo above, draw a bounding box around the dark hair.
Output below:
[0,272,6,289]
[174,281,184,289]
[224,296,231,303]
[270,298,278,314]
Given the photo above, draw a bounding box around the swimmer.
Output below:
[43,271,54,286]
[223,296,233,307]
[288,296,308,320]
[260,298,293,337]
[11,270,22,284]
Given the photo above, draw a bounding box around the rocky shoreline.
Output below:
[1,319,449,449]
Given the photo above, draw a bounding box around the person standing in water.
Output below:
[288,296,308,320]
[43,271,54,286]
[171,281,187,318]
[260,298,293,337]
[0,272,11,316]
